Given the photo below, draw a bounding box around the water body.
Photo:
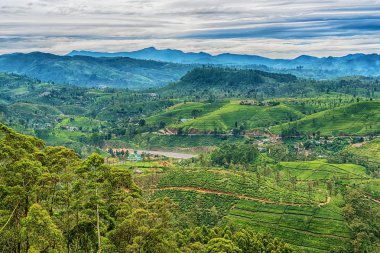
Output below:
[137,150,197,159]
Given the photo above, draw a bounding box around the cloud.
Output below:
[0,0,379,57]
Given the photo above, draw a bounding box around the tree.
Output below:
[256,170,261,189]
[21,203,63,252]
[206,238,242,253]
[191,109,202,118]
[138,119,146,127]
[289,176,298,190]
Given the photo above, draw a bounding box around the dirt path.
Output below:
[364,193,380,204]
[319,196,331,207]
[147,186,329,207]
[207,169,241,176]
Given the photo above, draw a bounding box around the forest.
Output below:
[0,123,293,253]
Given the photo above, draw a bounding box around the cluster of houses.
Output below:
[239,100,280,106]
[108,148,143,161]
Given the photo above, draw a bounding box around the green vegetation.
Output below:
[137,145,378,252]
[0,123,293,253]
[344,138,380,163]
[211,142,260,166]
[175,100,303,133]
[146,101,227,127]
[280,160,369,180]
[1,63,380,253]
[226,197,351,252]
[159,67,380,99]
[274,101,380,136]
[0,52,191,89]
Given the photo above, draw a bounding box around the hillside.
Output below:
[0,72,176,155]
[273,101,380,136]
[0,52,192,89]
[0,124,298,253]
[344,138,380,163]
[174,101,304,133]
[158,67,380,99]
[68,48,380,79]
[133,153,378,252]
[145,101,228,127]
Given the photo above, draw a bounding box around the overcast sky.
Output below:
[1,0,380,58]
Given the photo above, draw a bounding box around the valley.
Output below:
[3,1,380,252]
[0,55,379,253]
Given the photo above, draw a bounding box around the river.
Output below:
[137,150,197,159]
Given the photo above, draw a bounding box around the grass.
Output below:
[273,101,380,136]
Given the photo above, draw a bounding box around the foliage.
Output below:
[0,52,191,89]
[211,143,260,167]
[343,189,380,252]
[159,67,380,99]
[0,123,293,253]
[275,101,380,136]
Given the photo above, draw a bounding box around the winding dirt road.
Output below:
[147,186,329,207]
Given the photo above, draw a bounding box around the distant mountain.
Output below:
[67,47,272,65]
[68,48,380,78]
[0,52,192,89]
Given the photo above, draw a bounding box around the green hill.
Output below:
[273,101,380,136]
[173,100,304,133]
[158,67,380,99]
[344,138,380,163]
[146,101,227,127]
[0,52,192,89]
[145,159,374,252]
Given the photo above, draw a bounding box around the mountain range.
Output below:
[0,52,191,89]
[0,49,379,90]
[68,47,380,78]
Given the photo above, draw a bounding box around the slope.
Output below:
[0,52,192,89]
[273,101,380,136]
[174,100,304,133]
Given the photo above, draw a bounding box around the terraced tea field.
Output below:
[226,197,350,252]
[280,160,369,180]
[141,160,374,252]
[176,100,303,132]
[273,101,380,136]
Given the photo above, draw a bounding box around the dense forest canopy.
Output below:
[0,123,293,253]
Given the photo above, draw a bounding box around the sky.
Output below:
[1,0,380,58]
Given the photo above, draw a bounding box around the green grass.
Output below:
[273,101,380,136]
[174,100,303,132]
